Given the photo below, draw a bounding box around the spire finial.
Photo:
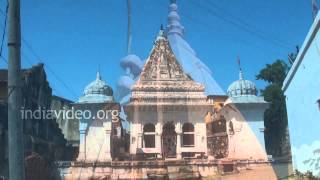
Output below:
[237,56,244,80]
[167,0,184,36]
[96,71,101,80]
[157,24,165,39]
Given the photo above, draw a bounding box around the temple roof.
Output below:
[117,1,225,106]
[130,28,209,106]
[133,28,204,93]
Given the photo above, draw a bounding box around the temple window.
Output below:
[182,123,195,147]
[143,123,155,148]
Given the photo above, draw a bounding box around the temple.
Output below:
[57,1,276,179]
[124,28,212,159]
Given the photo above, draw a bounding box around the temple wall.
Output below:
[51,96,78,147]
[57,160,277,180]
[283,13,320,175]
[223,104,267,160]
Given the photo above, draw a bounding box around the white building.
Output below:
[223,69,268,160]
[75,72,121,161]
[282,13,320,175]
[124,29,213,159]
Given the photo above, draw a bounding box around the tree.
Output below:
[256,60,290,157]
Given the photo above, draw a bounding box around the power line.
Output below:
[20,38,78,99]
[156,1,277,60]
[0,1,7,65]
[0,3,77,99]
[206,1,293,47]
[190,0,292,50]
[0,55,7,64]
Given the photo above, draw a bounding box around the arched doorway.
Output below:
[162,122,177,158]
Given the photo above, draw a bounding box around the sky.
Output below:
[0,0,315,101]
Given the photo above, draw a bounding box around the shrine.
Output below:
[124,28,213,159]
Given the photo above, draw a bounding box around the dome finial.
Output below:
[237,56,244,80]
[239,69,244,80]
[96,71,101,80]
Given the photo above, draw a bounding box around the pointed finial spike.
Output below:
[237,56,244,80]
[157,25,165,38]
[96,71,101,80]
[239,69,244,80]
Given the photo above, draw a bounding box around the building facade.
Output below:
[0,64,68,179]
[223,70,268,160]
[282,13,320,175]
[76,72,124,161]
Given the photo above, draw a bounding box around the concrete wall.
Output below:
[283,13,320,175]
[222,103,268,160]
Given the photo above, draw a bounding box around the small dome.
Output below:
[79,72,114,103]
[227,70,257,97]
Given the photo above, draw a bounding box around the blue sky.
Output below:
[0,0,314,101]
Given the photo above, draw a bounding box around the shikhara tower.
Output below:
[116,1,225,107]
[124,28,213,159]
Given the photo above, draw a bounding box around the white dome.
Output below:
[79,72,114,103]
[227,71,257,97]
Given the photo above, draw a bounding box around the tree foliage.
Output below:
[256,59,290,156]
[256,60,288,85]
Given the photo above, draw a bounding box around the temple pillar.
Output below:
[137,132,143,148]
[103,122,112,161]
[77,122,88,161]
[155,123,162,158]
[175,122,182,159]
[130,123,142,154]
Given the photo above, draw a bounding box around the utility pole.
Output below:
[127,0,132,54]
[7,0,25,179]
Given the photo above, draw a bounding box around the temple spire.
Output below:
[167,0,184,36]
